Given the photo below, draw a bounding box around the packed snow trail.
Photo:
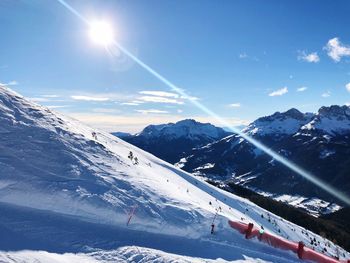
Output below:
[0,86,348,262]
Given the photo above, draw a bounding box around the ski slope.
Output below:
[0,86,348,262]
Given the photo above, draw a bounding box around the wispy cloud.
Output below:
[239,53,248,59]
[346,83,350,92]
[138,96,184,104]
[180,94,200,101]
[0,80,18,86]
[71,95,110,102]
[121,102,140,106]
[269,87,288,97]
[139,90,179,98]
[297,86,308,92]
[42,94,59,98]
[135,109,169,114]
[297,51,320,63]
[324,37,350,62]
[321,91,331,98]
[228,103,241,108]
[28,97,51,103]
[92,108,120,113]
[47,105,70,109]
[238,52,259,61]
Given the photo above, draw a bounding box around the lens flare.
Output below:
[55,0,350,206]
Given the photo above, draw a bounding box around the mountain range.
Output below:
[113,107,350,217]
[116,119,231,163]
[175,107,350,215]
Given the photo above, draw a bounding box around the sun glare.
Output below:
[89,20,114,46]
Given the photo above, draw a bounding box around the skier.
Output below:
[128,151,134,161]
[134,157,139,165]
[211,223,215,234]
[92,131,97,140]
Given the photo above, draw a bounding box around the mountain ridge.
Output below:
[118,118,232,163]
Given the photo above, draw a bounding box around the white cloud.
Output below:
[177,109,183,113]
[346,83,350,92]
[139,90,179,98]
[132,100,144,104]
[321,91,331,98]
[239,53,248,59]
[228,103,241,108]
[346,102,350,106]
[238,52,259,61]
[42,94,59,98]
[324,37,350,62]
[180,95,200,101]
[8,80,18,85]
[269,87,288,97]
[297,86,308,92]
[138,96,184,104]
[121,102,140,106]
[297,51,320,63]
[27,97,51,102]
[135,109,169,114]
[71,95,110,102]
[0,80,18,86]
[92,108,120,113]
[47,105,70,109]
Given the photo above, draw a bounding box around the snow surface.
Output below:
[0,247,276,263]
[0,86,349,262]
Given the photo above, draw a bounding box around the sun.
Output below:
[88,20,114,46]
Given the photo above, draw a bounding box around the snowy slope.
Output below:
[0,247,273,263]
[0,86,348,262]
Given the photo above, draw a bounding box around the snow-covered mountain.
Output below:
[178,107,350,216]
[243,108,314,137]
[300,105,350,136]
[118,119,231,163]
[1,86,348,262]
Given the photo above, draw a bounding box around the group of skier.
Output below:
[128,151,139,165]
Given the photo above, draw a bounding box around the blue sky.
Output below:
[0,0,350,132]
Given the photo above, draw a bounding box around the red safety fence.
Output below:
[228,220,350,263]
